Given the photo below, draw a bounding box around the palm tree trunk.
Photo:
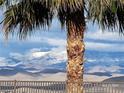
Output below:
[66,11,85,93]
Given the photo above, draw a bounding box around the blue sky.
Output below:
[0,9,124,79]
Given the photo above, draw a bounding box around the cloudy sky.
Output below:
[0,9,124,79]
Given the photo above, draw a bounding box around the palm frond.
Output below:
[0,0,17,6]
[34,0,84,10]
[58,7,85,29]
[0,0,4,5]
[88,0,124,34]
[3,1,54,39]
[57,0,85,28]
[3,0,86,39]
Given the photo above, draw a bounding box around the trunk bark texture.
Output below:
[66,9,85,93]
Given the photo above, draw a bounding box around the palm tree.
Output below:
[1,0,124,93]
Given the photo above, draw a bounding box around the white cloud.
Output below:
[0,57,8,66]
[87,59,96,62]
[87,66,122,73]
[39,36,124,52]
[31,52,49,58]
[0,57,21,67]
[10,53,23,60]
[29,48,42,53]
[85,41,124,52]
[29,36,124,52]
[85,29,124,41]
[44,38,66,46]
[7,46,66,71]
[87,58,121,63]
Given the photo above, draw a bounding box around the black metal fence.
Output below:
[0,81,124,93]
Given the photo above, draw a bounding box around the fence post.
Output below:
[14,80,17,93]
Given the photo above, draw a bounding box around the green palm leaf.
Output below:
[3,0,85,39]
[88,0,124,34]
[2,0,124,39]
[3,1,54,39]
[0,0,4,5]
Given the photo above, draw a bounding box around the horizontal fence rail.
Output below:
[0,81,124,93]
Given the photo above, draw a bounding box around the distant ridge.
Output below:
[103,76,124,82]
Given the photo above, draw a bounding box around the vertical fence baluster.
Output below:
[14,80,16,93]
[27,81,29,93]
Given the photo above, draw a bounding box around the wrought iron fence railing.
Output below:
[0,81,124,93]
